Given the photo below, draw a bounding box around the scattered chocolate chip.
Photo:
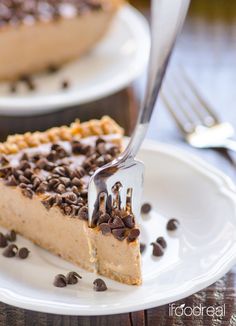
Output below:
[123,215,135,229]
[112,228,126,241]
[141,203,152,214]
[42,195,55,210]
[0,155,9,165]
[3,244,18,257]
[53,274,67,288]
[156,236,167,249]
[61,80,70,89]
[5,230,16,242]
[9,83,17,93]
[127,228,140,242]
[64,192,77,205]
[0,233,7,248]
[71,177,83,188]
[66,271,82,285]
[5,175,18,186]
[17,247,30,259]
[167,218,179,231]
[140,243,146,254]
[151,242,164,257]
[97,213,110,225]
[109,216,125,229]
[99,223,111,235]
[93,278,107,292]
[55,183,66,194]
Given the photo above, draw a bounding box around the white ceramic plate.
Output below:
[0,5,150,116]
[0,140,236,315]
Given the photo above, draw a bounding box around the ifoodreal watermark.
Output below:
[169,303,226,318]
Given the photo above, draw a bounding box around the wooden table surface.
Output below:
[1,0,236,325]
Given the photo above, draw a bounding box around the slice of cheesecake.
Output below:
[0,0,123,81]
[0,116,142,285]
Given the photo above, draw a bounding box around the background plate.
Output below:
[0,140,236,315]
[0,5,150,116]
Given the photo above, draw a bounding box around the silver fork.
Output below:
[162,68,236,152]
[88,0,190,225]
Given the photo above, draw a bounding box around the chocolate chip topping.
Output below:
[6,230,16,242]
[156,236,167,249]
[99,223,111,235]
[53,274,67,288]
[127,228,140,242]
[0,233,8,248]
[141,203,152,214]
[112,228,126,241]
[151,242,164,257]
[93,278,107,292]
[17,247,30,259]
[3,244,18,257]
[123,215,135,229]
[167,218,179,231]
[66,271,82,285]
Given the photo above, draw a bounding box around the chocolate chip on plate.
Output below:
[141,203,152,214]
[140,243,146,254]
[151,242,164,257]
[156,236,167,249]
[93,278,107,292]
[0,233,7,248]
[167,218,179,231]
[66,271,82,285]
[17,247,30,259]
[6,230,16,242]
[53,274,67,288]
[3,244,18,257]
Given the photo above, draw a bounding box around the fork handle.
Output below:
[122,0,190,160]
[222,139,236,152]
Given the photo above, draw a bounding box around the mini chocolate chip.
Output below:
[0,233,7,248]
[78,206,88,220]
[18,160,31,171]
[47,150,58,162]
[167,218,179,231]
[6,230,16,242]
[61,80,70,89]
[20,153,29,161]
[95,137,106,146]
[127,228,140,242]
[96,143,106,155]
[71,141,83,155]
[97,213,110,225]
[19,175,31,184]
[17,247,30,259]
[59,177,71,187]
[36,158,48,169]
[156,236,167,249]
[141,203,152,214]
[42,196,55,210]
[151,242,164,257]
[53,274,67,288]
[109,216,125,229]
[24,168,33,179]
[5,175,18,186]
[55,183,66,194]
[53,166,66,176]
[93,278,107,292]
[123,215,135,229]
[112,228,126,241]
[71,177,83,188]
[0,155,9,165]
[10,83,17,93]
[140,243,146,254]
[3,244,18,257]
[64,192,77,204]
[21,187,34,199]
[99,223,111,235]
[66,271,82,285]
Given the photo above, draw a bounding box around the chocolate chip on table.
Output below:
[151,242,164,257]
[53,274,67,288]
[6,230,16,242]
[66,271,82,285]
[61,80,70,89]
[17,247,30,259]
[127,228,140,242]
[166,218,179,231]
[0,233,7,248]
[156,236,167,249]
[3,244,18,257]
[93,278,107,292]
[141,203,152,214]
[140,243,146,254]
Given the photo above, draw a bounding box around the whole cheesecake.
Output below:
[0,0,123,81]
[0,116,142,285]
